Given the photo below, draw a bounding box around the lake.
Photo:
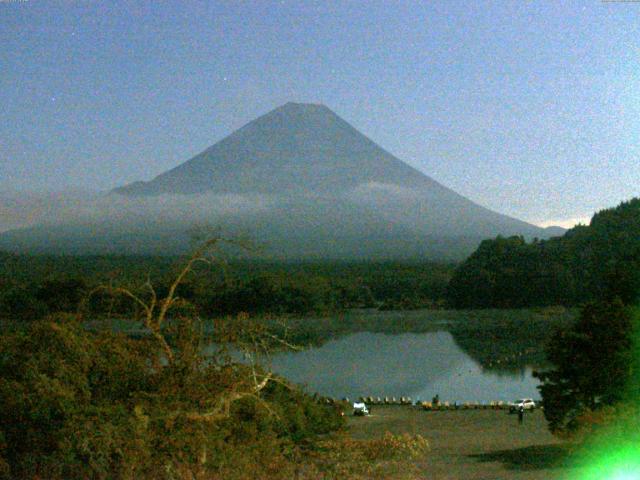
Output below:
[92,307,573,403]
[265,331,541,403]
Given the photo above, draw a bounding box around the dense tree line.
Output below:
[447,198,640,308]
[0,257,454,321]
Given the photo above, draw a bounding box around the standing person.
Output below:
[518,405,524,424]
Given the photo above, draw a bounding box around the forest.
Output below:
[447,198,640,308]
[0,255,454,322]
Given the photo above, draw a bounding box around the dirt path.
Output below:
[347,406,575,479]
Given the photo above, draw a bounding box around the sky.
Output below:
[1,1,639,227]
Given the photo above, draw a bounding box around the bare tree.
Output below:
[80,235,298,425]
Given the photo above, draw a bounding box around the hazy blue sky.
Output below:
[1,1,639,226]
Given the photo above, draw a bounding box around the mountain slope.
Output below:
[1,103,558,258]
[114,102,441,196]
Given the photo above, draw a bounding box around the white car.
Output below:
[352,402,370,416]
[508,398,536,413]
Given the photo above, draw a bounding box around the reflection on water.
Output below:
[267,331,540,403]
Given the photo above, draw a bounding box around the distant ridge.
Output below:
[1,103,561,258]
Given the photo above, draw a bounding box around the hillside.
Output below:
[447,198,640,307]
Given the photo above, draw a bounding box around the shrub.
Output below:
[0,315,344,479]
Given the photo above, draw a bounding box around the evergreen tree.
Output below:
[534,299,634,433]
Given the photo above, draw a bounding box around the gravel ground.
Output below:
[346,406,577,480]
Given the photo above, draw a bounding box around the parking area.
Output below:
[347,406,575,479]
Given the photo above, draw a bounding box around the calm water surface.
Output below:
[266,331,540,403]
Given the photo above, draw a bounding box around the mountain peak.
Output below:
[114,102,431,196]
[279,101,330,111]
[265,101,336,120]
[108,107,537,249]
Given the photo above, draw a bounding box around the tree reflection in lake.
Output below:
[267,331,543,403]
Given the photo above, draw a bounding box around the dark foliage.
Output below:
[0,316,344,479]
[447,198,640,308]
[533,299,634,434]
[0,259,454,321]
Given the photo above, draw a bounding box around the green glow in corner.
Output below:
[568,309,640,480]
[576,444,640,480]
